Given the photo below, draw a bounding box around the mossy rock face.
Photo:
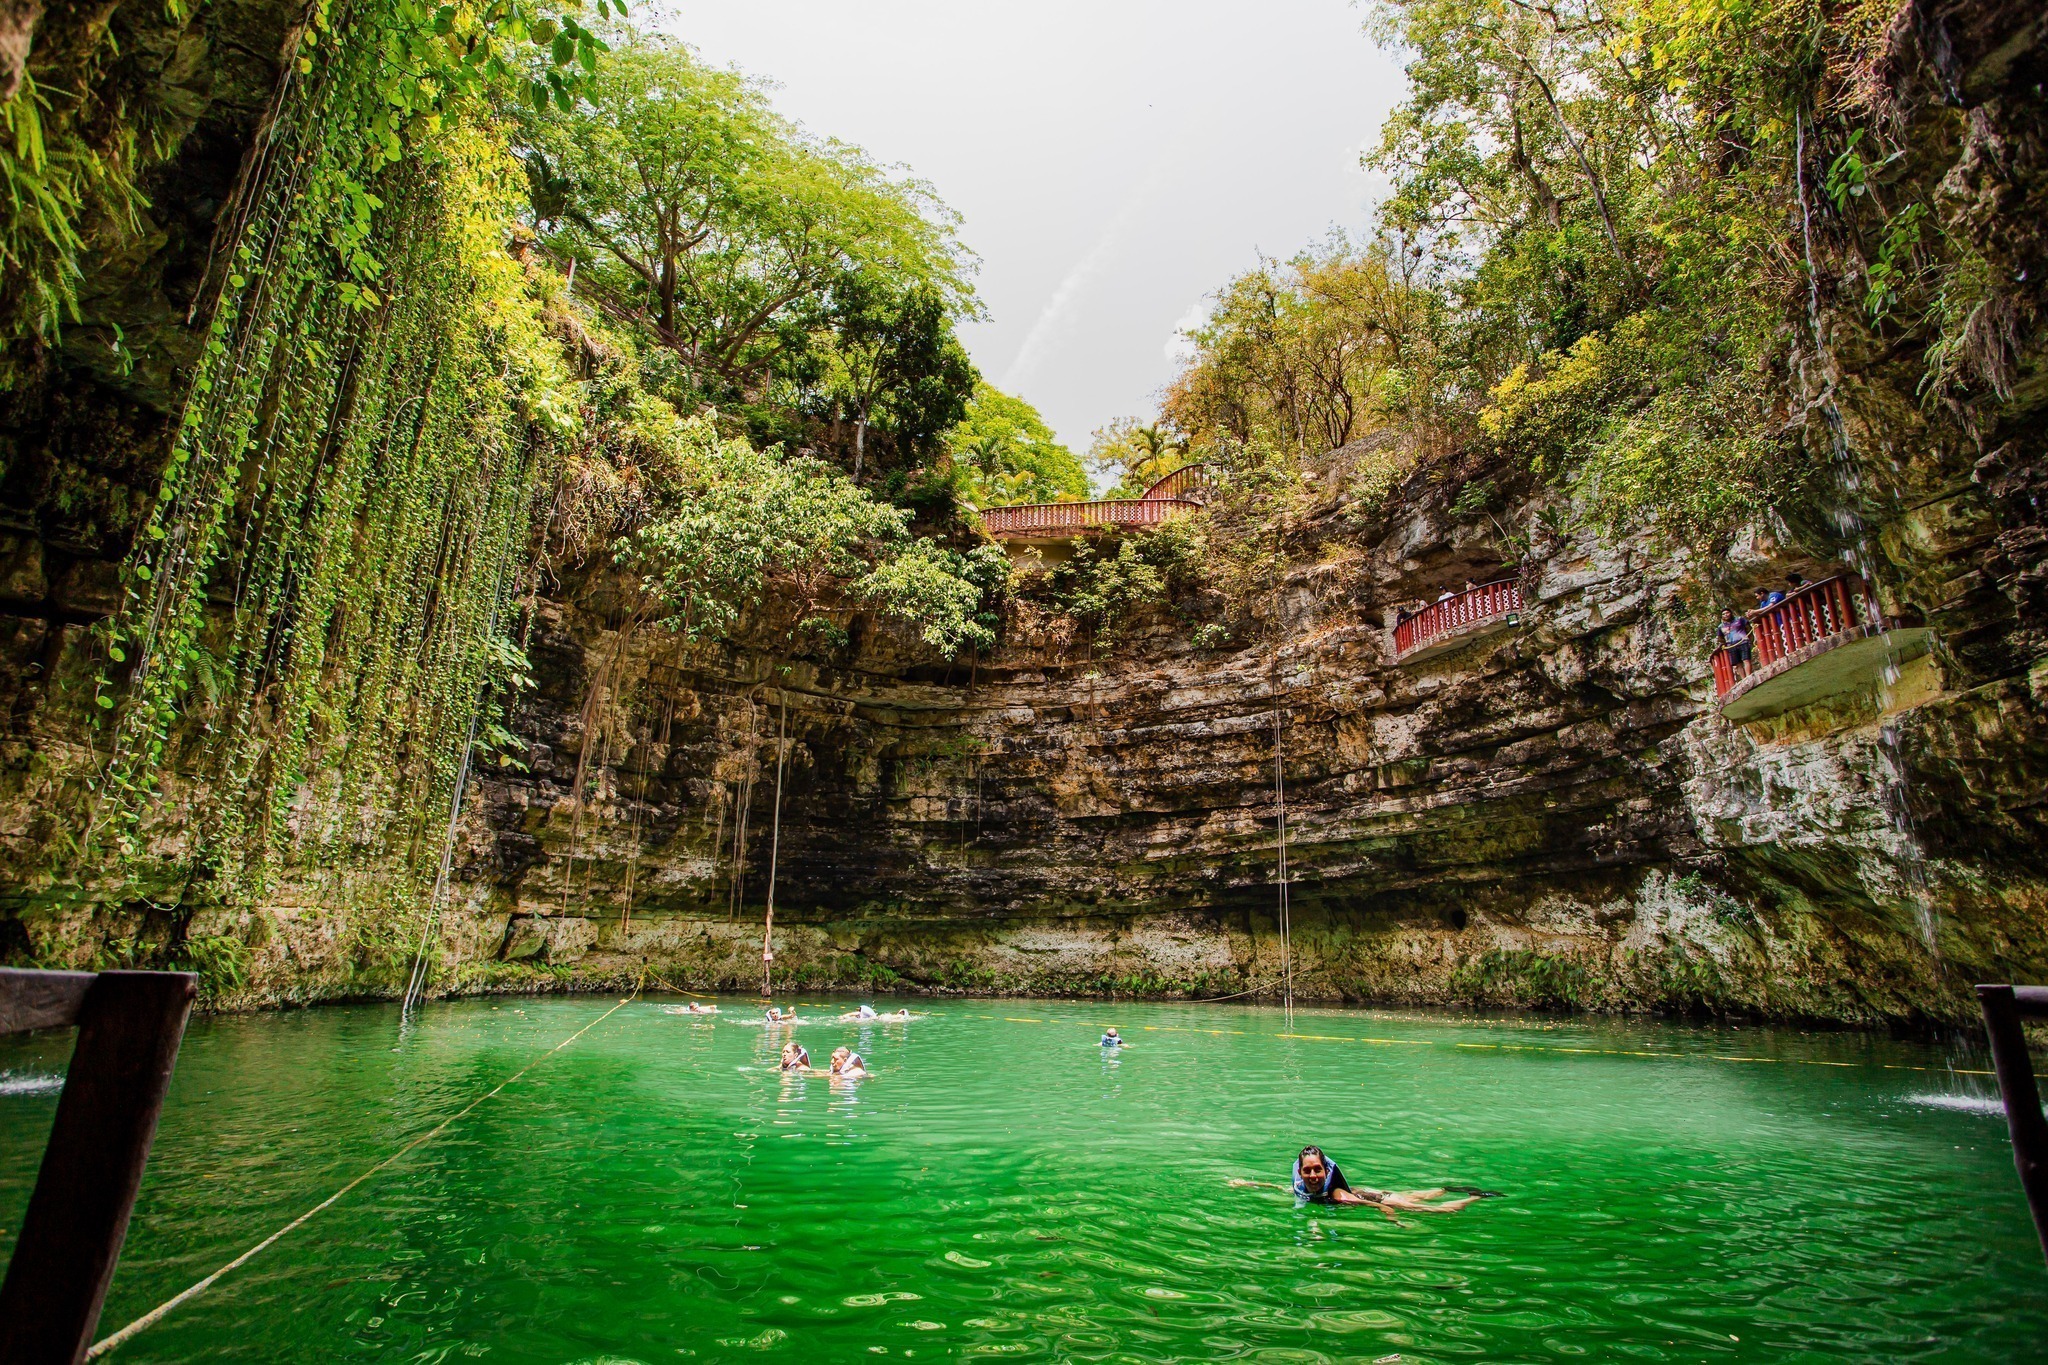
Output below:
[3,0,2048,1029]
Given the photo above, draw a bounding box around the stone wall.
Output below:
[3,0,2047,1026]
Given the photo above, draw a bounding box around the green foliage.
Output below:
[0,0,612,355]
[1088,418,1190,499]
[514,27,979,470]
[945,382,1088,507]
[811,274,977,479]
[617,418,999,657]
[177,933,252,1002]
[1012,523,1206,652]
[1162,238,1451,468]
[0,66,144,349]
[858,540,1006,655]
[78,5,580,903]
[1481,314,1795,541]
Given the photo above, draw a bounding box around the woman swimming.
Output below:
[1228,1147,1484,1216]
[1290,1146,1480,1213]
[779,1041,810,1072]
[839,1003,878,1021]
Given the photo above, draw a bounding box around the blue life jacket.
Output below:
[1293,1158,1352,1201]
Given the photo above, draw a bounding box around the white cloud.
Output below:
[1003,157,1176,396]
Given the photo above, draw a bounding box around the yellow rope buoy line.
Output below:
[87,988,642,1359]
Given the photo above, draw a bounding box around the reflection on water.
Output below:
[1,997,2042,1362]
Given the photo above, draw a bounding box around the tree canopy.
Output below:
[1160,239,1448,470]
[1087,418,1191,499]
[946,383,1089,507]
[514,28,980,477]
[617,415,1002,657]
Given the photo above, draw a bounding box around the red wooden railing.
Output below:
[978,463,1218,539]
[979,496,1201,537]
[1711,574,1875,697]
[1139,463,1219,503]
[1394,578,1523,657]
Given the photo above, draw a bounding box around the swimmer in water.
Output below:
[840,1003,878,1021]
[1277,1146,1482,1215]
[1101,1027,1125,1048]
[765,1006,800,1025]
[828,1046,869,1077]
[870,1007,914,1021]
[686,1002,719,1014]
[779,1041,810,1072]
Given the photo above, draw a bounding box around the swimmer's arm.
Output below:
[1227,1179,1284,1189]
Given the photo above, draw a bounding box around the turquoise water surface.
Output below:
[2,995,2042,1362]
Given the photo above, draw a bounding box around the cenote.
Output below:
[4,996,2042,1362]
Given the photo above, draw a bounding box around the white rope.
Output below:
[1274,695,1293,1025]
[400,560,512,1015]
[88,990,640,1359]
[1270,538,1295,1026]
[760,696,787,999]
[400,711,477,1015]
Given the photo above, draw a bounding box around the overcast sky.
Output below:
[653,0,1406,463]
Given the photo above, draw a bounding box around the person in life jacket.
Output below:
[1292,1146,1491,1214]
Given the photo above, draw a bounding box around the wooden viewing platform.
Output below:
[1394,578,1524,664]
[1711,574,1932,722]
[979,464,1218,543]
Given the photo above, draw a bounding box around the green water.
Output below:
[3,996,2043,1362]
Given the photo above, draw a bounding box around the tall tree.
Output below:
[818,275,977,481]
[516,30,972,403]
[945,383,1088,507]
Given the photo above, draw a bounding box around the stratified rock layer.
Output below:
[4,0,2048,1025]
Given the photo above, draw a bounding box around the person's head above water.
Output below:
[1296,1145,1334,1193]
[1103,1028,1120,1039]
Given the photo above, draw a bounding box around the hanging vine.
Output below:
[70,0,607,929]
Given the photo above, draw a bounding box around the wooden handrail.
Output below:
[978,464,1219,539]
[1977,984,2048,1268]
[0,969,197,1364]
[979,496,1201,537]
[1711,574,1877,698]
[1394,578,1523,657]
[1138,463,1220,502]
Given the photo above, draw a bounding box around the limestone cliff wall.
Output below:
[3,0,2048,1026]
[324,452,2035,1028]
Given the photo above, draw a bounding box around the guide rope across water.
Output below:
[86,984,644,1359]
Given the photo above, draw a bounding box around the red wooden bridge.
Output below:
[1394,578,1524,663]
[1710,573,1930,721]
[979,464,1219,540]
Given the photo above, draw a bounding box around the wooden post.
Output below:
[0,970,197,1365]
[1976,983,2048,1269]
